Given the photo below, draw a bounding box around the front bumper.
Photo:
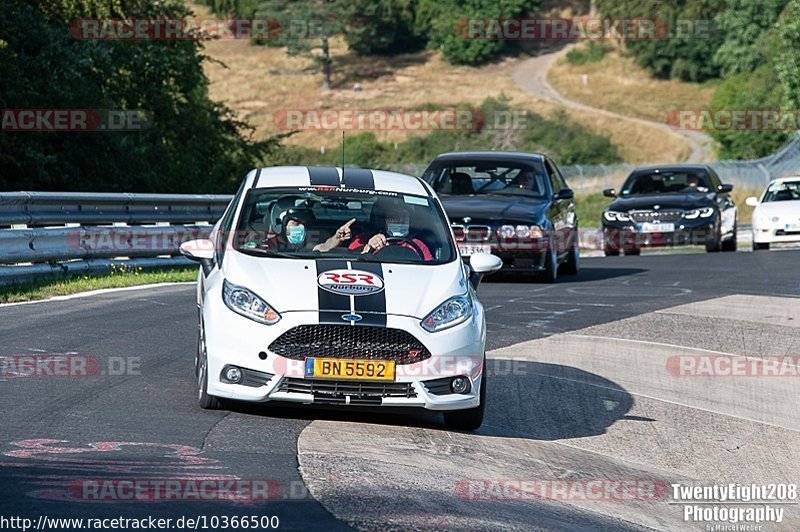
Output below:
[202,289,485,412]
[752,224,800,244]
[603,220,716,251]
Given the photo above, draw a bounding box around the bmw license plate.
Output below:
[458,243,491,256]
[305,358,395,381]
[638,222,674,233]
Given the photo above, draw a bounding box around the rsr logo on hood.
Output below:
[317,269,384,296]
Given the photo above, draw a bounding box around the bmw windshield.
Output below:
[621,170,712,195]
[424,161,549,198]
[232,187,457,265]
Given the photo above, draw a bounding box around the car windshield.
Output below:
[621,170,711,195]
[426,161,549,198]
[232,187,456,265]
[763,181,800,202]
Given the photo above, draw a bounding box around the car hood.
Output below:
[607,192,715,212]
[753,200,800,219]
[224,252,466,319]
[440,194,548,223]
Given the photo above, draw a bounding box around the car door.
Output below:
[708,168,736,236]
[544,158,569,255]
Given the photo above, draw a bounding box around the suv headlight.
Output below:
[222,279,280,325]
[421,294,472,332]
[603,211,630,222]
[684,207,715,219]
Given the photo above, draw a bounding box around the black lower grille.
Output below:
[630,210,683,223]
[268,325,431,365]
[421,377,454,396]
[241,368,273,388]
[278,377,417,400]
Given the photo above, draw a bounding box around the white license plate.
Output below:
[785,223,800,231]
[638,222,674,233]
[458,243,491,256]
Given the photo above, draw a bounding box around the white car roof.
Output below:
[243,166,431,197]
[768,176,800,185]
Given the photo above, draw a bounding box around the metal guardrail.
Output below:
[0,192,233,287]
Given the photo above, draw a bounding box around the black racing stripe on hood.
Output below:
[307,166,341,187]
[342,168,374,190]
[351,262,387,327]
[315,259,351,324]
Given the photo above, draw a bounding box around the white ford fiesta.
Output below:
[180,166,502,430]
[747,177,800,250]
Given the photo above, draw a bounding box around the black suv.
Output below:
[602,164,737,255]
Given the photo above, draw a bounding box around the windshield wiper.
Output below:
[239,247,299,259]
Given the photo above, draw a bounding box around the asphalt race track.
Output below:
[1,250,799,531]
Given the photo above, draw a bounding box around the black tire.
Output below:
[197,323,222,410]
[721,224,737,252]
[624,248,640,256]
[443,361,486,431]
[539,240,558,283]
[604,247,620,256]
[706,220,722,252]
[560,230,580,275]
[753,242,770,251]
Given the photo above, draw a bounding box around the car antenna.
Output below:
[341,130,345,184]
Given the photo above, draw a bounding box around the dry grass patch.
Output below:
[549,45,717,124]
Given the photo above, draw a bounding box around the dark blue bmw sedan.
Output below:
[422,151,579,282]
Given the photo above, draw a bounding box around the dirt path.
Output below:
[512,47,714,163]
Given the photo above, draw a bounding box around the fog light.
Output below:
[450,376,471,394]
[223,366,243,384]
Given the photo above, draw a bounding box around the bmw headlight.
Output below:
[603,211,630,222]
[222,279,280,325]
[684,207,715,219]
[498,225,515,238]
[421,294,473,332]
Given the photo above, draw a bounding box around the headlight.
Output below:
[603,211,630,222]
[222,279,280,325]
[684,207,714,219]
[771,216,780,223]
[511,225,544,238]
[421,294,472,332]
[498,225,515,238]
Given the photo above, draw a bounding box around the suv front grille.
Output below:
[629,210,684,223]
[268,325,431,365]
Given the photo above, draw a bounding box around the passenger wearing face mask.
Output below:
[260,207,355,253]
[347,199,434,261]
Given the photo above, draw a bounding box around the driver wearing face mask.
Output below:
[347,201,434,261]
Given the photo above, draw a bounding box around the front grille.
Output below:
[278,377,417,403]
[451,224,492,242]
[629,210,684,223]
[268,325,431,365]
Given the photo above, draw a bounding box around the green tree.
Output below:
[0,0,276,193]
[256,0,355,90]
[775,0,800,107]
[713,0,788,77]
[345,0,424,55]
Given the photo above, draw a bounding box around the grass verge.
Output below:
[0,265,197,304]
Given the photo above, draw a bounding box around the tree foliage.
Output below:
[0,0,276,193]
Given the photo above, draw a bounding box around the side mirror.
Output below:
[180,239,215,275]
[468,252,502,289]
[555,188,574,200]
[602,188,616,198]
[718,184,734,193]
[745,196,759,207]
